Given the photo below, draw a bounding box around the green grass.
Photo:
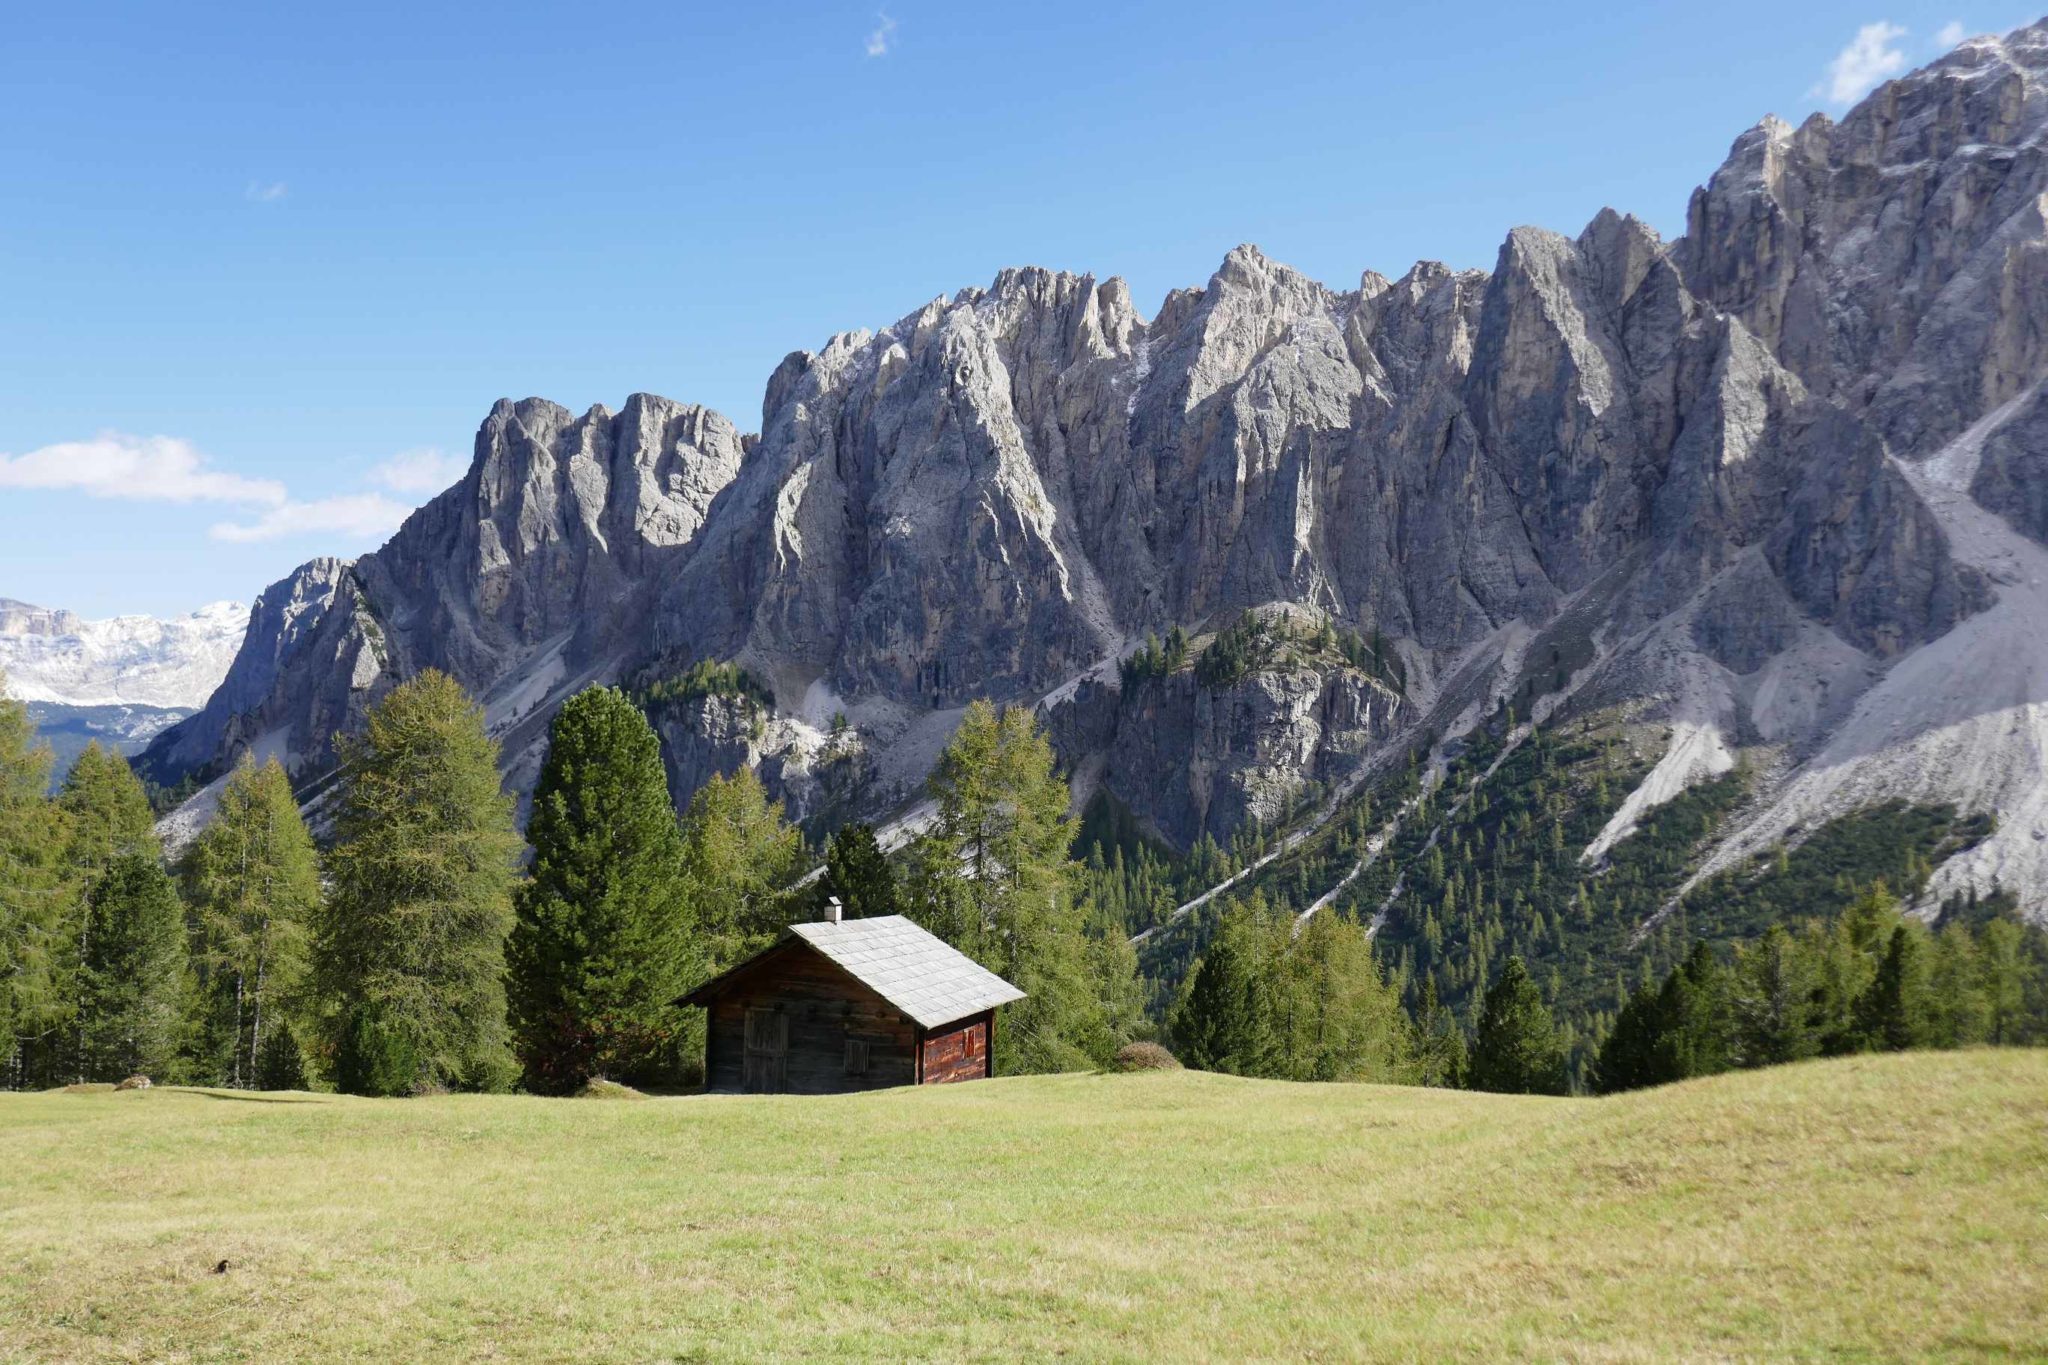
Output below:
[2,1052,2043,1361]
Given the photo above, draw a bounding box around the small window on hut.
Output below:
[844,1037,871,1077]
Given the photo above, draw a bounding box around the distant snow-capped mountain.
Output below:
[0,598,246,709]
[1,598,247,786]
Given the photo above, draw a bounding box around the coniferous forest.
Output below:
[3,654,2045,1098]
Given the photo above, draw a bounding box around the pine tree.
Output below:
[508,686,695,1093]
[678,765,805,971]
[0,681,68,1088]
[903,701,1130,1072]
[316,671,520,1095]
[1467,955,1567,1094]
[76,853,188,1082]
[182,756,321,1088]
[823,822,897,919]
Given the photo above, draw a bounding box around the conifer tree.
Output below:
[54,742,160,1076]
[1731,925,1822,1067]
[316,671,520,1095]
[58,743,158,875]
[678,765,805,971]
[508,686,694,1093]
[1412,975,1467,1088]
[1170,901,1273,1074]
[255,1019,309,1090]
[1467,954,1567,1094]
[76,852,188,1082]
[823,822,897,919]
[1926,920,1990,1048]
[0,683,68,1088]
[1856,923,1934,1052]
[903,701,1129,1071]
[1595,981,1668,1093]
[182,756,320,1087]
[1977,918,2033,1045]
[1276,908,1413,1082]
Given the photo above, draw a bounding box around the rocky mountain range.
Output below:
[1,598,246,785]
[141,21,2048,919]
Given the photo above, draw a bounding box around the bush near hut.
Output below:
[1110,1041,1182,1071]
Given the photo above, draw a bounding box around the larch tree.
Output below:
[903,701,1128,1072]
[677,765,805,973]
[182,755,321,1088]
[317,671,521,1095]
[1275,908,1413,1083]
[509,686,695,1093]
[0,682,68,1088]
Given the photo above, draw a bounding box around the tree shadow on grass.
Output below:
[178,1088,332,1105]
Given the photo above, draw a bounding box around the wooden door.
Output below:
[742,1007,787,1093]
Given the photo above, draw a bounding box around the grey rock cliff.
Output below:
[147,19,2048,911]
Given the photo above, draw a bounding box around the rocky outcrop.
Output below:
[1052,661,1408,849]
[145,20,2048,910]
[139,398,747,787]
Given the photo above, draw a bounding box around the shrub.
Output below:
[574,1077,650,1100]
[1111,1041,1183,1072]
[335,1004,419,1097]
[255,1023,309,1091]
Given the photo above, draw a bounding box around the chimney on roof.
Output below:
[825,896,843,925]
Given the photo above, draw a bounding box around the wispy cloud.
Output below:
[865,10,897,57]
[0,433,286,506]
[0,431,434,546]
[369,447,468,495]
[244,180,289,203]
[209,493,413,543]
[1814,21,1910,106]
[1936,20,1969,46]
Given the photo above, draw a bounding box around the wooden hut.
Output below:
[679,907,1025,1094]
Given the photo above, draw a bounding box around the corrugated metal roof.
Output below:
[785,915,1025,1029]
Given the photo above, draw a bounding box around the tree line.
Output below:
[1164,891,1569,1093]
[0,669,1143,1094]
[5,661,2044,1099]
[1594,884,2047,1093]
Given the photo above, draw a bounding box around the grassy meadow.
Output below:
[2,1051,2043,1361]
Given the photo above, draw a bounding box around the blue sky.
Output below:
[1,1,2027,617]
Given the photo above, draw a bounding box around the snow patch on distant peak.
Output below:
[0,599,247,709]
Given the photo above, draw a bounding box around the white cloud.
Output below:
[244,180,289,203]
[210,493,413,544]
[1936,20,1969,46]
[0,433,286,506]
[369,446,468,495]
[865,11,897,57]
[1,431,437,547]
[1815,21,1910,106]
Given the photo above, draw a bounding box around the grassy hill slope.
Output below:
[3,1053,2043,1361]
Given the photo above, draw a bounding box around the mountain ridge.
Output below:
[141,19,2048,919]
